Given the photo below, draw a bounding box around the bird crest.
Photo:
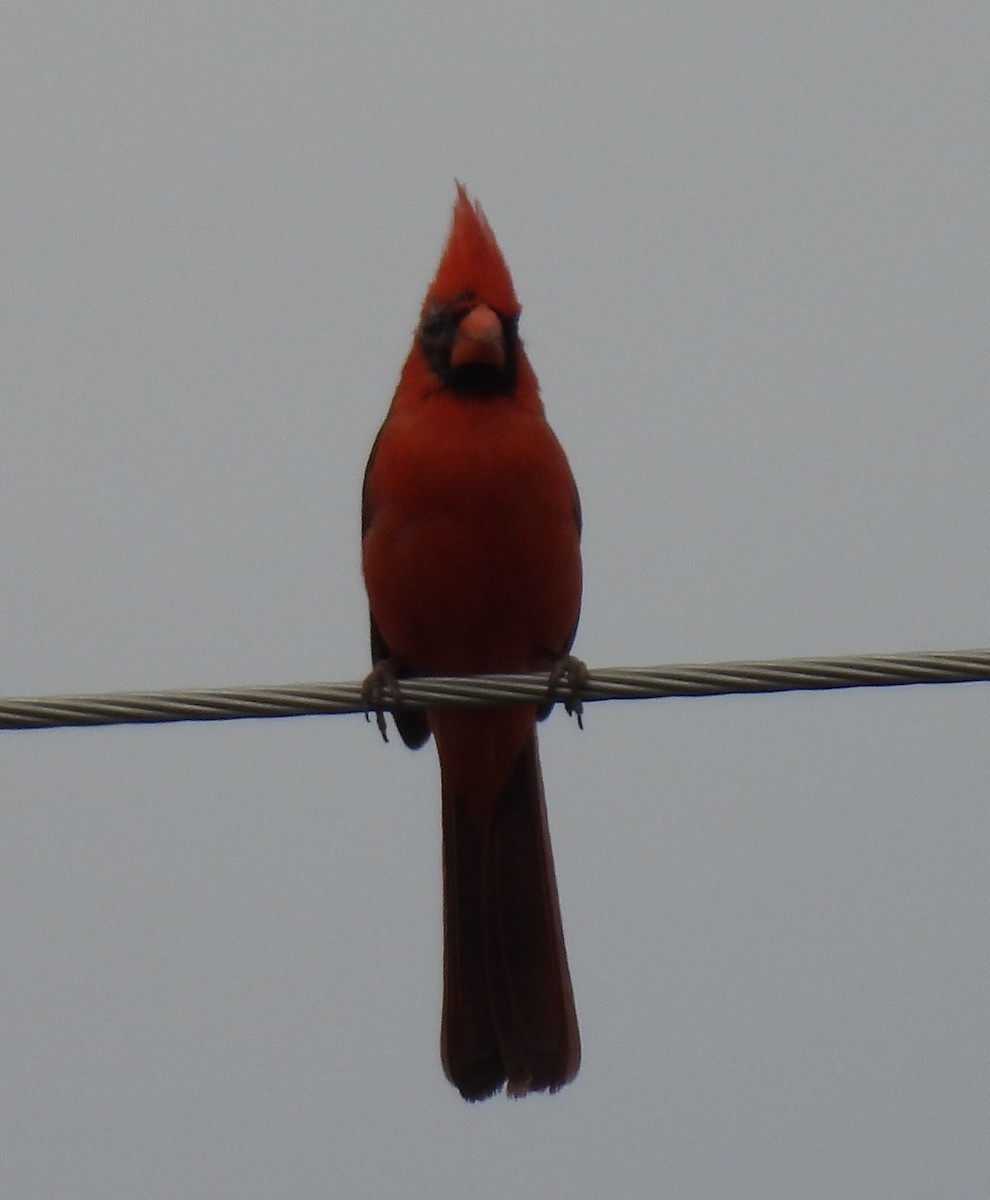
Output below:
[424,183,520,318]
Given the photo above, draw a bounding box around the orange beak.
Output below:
[449,304,505,370]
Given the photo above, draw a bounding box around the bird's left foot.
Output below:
[546,654,589,729]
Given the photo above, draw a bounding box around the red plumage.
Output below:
[362,186,581,1099]
[425,185,520,316]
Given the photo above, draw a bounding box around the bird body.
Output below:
[362,186,581,1099]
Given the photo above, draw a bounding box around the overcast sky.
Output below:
[3,3,989,1197]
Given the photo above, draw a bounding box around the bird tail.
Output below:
[440,727,580,1100]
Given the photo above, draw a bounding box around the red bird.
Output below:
[361,186,582,1100]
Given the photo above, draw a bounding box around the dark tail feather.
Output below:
[440,777,506,1100]
[440,731,580,1101]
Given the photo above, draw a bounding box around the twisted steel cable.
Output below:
[2,648,989,731]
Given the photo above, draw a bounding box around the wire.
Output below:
[2,648,989,731]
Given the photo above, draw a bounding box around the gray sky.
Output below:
[3,3,989,1197]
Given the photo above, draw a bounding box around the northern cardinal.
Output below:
[361,185,582,1100]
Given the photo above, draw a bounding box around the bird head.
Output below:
[414,185,527,398]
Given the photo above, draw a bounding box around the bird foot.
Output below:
[361,659,401,743]
[547,654,589,729]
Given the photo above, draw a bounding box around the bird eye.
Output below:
[420,312,447,341]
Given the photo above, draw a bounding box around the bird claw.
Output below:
[361,659,400,743]
[547,654,588,729]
